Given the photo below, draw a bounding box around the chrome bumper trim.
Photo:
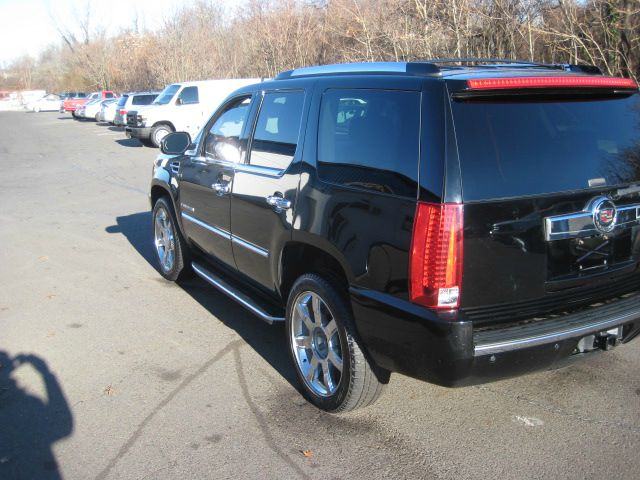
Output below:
[474,295,640,355]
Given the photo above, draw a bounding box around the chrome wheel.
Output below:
[154,206,175,272]
[154,127,170,145]
[290,291,343,397]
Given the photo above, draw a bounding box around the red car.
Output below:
[63,91,116,113]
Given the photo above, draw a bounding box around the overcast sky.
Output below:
[0,0,241,66]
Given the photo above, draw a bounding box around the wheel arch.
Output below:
[151,120,175,131]
[150,181,186,238]
[278,241,353,302]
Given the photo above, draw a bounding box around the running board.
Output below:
[191,261,285,324]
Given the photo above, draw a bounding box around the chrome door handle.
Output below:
[266,195,291,212]
[212,182,230,196]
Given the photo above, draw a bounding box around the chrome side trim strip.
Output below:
[234,163,285,177]
[232,236,269,257]
[192,262,284,324]
[182,213,269,257]
[474,309,639,355]
[182,213,231,240]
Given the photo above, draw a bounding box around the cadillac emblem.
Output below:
[591,196,617,233]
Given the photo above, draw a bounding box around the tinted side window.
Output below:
[317,89,420,197]
[105,92,114,98]
[249,91,304,170]
[204,97,252,163]
[132,94,157,105]
[179,86,199,105]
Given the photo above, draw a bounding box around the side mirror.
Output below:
[160,132,192,155]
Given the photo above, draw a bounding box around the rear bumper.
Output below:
[350,287,640,387]
[125,126,152,140]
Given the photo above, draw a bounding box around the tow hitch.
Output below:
[575,326,623,353]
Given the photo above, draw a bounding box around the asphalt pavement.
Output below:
[0,111,639,480]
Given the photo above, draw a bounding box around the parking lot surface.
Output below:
[0,111,639,480]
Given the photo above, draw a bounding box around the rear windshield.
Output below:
[117,96,128,107]
[132,94,157,105]
[452,93,640,201]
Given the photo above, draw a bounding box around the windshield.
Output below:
[153,85,180,105]
[452,93,640,201]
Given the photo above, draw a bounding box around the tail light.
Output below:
[120,109,126,115]
[467,76,638,90]
[409,202,464,309]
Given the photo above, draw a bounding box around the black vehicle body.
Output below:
[150,61,640,388]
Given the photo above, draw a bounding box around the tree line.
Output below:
[1,0,639,92]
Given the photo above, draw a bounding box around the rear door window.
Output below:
[452,94,640,201]
[317,89,420,197]
[248,91,305,170]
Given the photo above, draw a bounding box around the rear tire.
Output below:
[152,197,191,281]
[286,273,387,413]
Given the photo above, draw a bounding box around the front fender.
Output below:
[150,156,186,237]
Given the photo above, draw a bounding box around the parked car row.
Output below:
[124,79,261,147]
[27,93,62,112]
[29,79,263,149]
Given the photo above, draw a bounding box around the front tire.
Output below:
[286,274,387,413]
[150,124,173,147]
[152,197,191,281]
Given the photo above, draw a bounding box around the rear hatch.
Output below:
[448,74,640,326]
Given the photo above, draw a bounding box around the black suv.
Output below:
[149,60,640,412]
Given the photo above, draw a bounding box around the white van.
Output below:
[124,79,262,147]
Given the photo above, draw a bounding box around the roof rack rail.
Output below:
[275,59,604,80]
[419,58,603,75]
[419,57,547,66]
[276,62,440,79]
[561,64,603,75]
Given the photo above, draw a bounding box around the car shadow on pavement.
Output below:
[106,212,156,267]
[105,212,298,388]
[0,351,73,480]
[115,138,142,148]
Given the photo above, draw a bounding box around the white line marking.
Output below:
[512,415,544,427]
